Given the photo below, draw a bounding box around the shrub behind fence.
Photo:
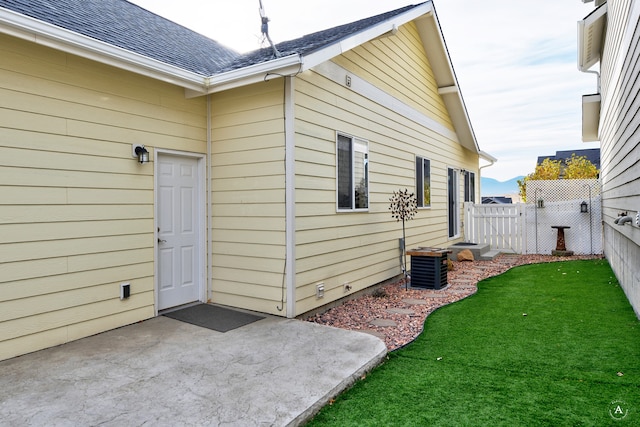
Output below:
[465,179,602,255]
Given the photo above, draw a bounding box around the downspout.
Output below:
[207,95,213,303]
[478,150,497,201]
[284,76,296,317]
[583,69,601,93]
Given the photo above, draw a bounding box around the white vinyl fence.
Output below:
[464,203,523,253]
[465,179,603,255]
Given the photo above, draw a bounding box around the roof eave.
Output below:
[300,1,483,157]
[192,54,303,97]
[0,0,490,157]
[415,5,481,155]
[577,2,608,72]
[0,7,207,92]
[582,93,601,142]
[301,2,434,71]
[479,150,498,164]
[192,4,434,96]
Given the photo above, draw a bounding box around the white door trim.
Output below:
[447,166,461,240]
[154,149,207,315]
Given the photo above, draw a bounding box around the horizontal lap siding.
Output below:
[0,35,206,360]
[294,23,479,314]
[210,81,287,315]
[599,0,640,317]
[333,22,453,129]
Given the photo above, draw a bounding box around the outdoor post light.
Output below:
[581,201,588,213]
[132,144,149,164]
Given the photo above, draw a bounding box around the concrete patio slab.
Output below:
[0,315,386,426]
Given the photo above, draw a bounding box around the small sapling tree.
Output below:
[389,188,418,288]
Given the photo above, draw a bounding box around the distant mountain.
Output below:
[481,176,523,196]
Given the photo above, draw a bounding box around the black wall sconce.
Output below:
[132,144,149,164]
[580,201,588,213]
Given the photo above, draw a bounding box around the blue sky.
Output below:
[129,0,600,181]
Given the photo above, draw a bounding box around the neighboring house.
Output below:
[482,196,513,204]
[578,0,640,318]
[536,148,601,172]
[0,0,494,360]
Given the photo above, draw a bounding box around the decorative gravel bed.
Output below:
[306,254,603,351]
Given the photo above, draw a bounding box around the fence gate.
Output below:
[464,202,523,253]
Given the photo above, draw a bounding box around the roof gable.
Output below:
[0,0,488,158]
[219,5,418,73]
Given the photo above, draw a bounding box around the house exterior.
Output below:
[0,0,493,361]
[578,0,640,318]
[482,196,513,205]
[536,148,601,172]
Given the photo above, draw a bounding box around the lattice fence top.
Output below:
[465,178,603,255]
[523,179,601,254]
[525,179,601,204]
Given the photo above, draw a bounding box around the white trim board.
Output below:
[284,76,296,318]
[311,61,459,144]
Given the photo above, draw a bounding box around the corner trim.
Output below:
[284,76,296,318]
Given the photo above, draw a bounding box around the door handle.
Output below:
[158,238,167,243]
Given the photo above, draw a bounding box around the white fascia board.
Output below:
[0,8,207,92]
[415,4,480,154]
[415,10,454,87]
[201,54,302,95]
[578,3,608,72]
[438,85,458,95]
[202,3,434,94]
[301,2,434,71]
[440,92,479,153]
[479,150,498,164]
[582,93,601,142]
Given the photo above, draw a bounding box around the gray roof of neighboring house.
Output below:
[0,0,421,76]
[537,148,601,170]
[482,196,513,205]
[0,0,241,75]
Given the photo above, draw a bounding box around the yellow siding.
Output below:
[0,34,206,361]
[209,80,287,316]
[293,23,479,315]
[333,22,453,129]
[1,14,481,357]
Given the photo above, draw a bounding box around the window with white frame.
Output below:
[337,133,368,210]
[416,156,431,207]
[464,171,475,203]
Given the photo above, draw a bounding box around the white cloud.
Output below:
[129,0,601,181]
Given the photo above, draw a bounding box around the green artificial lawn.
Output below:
[308,259,640,426]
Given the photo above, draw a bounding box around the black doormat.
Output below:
[163,304,264,333]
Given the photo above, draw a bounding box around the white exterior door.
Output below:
[157,154,202,310]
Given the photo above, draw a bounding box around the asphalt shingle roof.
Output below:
[0,0,240,75]
[537,149,601,170]
[0,0,422,76]
[219,4,420,72]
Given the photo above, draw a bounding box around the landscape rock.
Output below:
[307,254,602,351]
[457,249,475,261]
